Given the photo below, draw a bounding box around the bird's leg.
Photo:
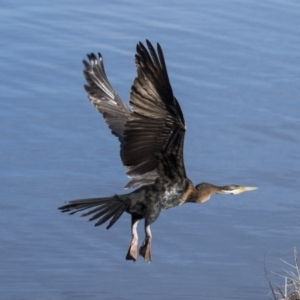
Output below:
[126,217,139,261]
[139,224,152,262]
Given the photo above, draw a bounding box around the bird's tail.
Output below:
[58,194,129,229]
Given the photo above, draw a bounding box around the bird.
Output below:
[59,40,257,262]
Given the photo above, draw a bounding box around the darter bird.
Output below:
[59,40,257,262]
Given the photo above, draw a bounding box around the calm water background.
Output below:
[1,0,300,299]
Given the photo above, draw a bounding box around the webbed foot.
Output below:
[126,238,138,261]
[139,238,152,262]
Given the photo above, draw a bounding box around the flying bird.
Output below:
[59,40,257,262]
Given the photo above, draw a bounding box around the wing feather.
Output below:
[83,53,130,143]
[121,40,187,187]
[82,41,187,189]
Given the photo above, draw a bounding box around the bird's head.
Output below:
[193,182,257,203]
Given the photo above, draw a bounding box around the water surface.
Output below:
[1,0,300,299]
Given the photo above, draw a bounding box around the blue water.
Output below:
[1,0,300,299]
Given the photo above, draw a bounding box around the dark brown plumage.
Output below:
[59,40,257,262]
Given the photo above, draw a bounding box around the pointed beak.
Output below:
[219,186,258,195]
[238,186,258,194]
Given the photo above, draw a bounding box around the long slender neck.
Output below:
[188,183,223,203]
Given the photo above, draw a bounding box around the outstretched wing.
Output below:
[83,53,130,143]
[122,40,187,188]
[83,41,187,189]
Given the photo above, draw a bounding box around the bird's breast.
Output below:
[160,184,187,210]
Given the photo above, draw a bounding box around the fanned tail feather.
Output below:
[58,195,129,229]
